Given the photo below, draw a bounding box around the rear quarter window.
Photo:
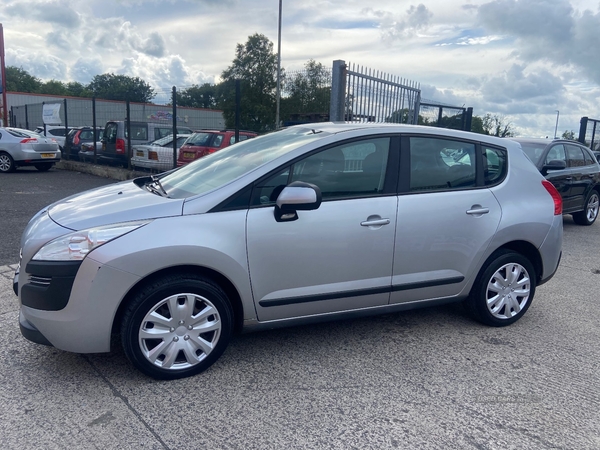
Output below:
[483,146,508,186]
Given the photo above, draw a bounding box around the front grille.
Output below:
[30,276,52,287]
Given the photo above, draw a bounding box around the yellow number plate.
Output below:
[136,151,144,157]
[183,152,195,159]
[41,153,55,158]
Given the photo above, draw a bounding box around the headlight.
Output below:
[32,221,151,261]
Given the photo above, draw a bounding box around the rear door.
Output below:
[565,144,597,210]
[543,144,573,210]
[390,136,504,304]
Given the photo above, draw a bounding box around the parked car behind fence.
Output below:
[0,127,61,173]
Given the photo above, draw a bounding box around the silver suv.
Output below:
[14,124,563,380]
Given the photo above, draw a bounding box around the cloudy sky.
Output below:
[1,0,599,137]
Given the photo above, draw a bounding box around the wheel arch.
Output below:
[492,240,543,283]
[111,264,245,342]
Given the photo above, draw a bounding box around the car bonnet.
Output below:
[47,179,185,231]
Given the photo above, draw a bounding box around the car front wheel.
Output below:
[121,274,233,380]
[465,250,536,327]
[0,152,16,173]
[572,190,599,226]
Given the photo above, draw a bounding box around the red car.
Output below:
[177,130,257,166]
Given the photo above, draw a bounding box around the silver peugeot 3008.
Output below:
[14,123,563,380]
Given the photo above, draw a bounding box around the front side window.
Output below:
[251,137,390,205]
[545,144,566,165]
[410,137,476,191]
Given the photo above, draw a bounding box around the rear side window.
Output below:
[583,149,596,165]
[186,133,213,146]
[483,146,508,186]
[410,137,476,191]
[566,145,585,167]
[126,125,148,140]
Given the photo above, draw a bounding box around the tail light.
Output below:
[148,151,158,161]
[20,138,38,144]
[73,133,80,145]
[542,180,562,215]
[116,138,125,154]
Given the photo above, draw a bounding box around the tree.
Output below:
[39,80,69,96]
[470,115,484,134]
[87,73,155,103]
[280,59,330,123]
[478,113,515,137]
[177,83,218,109]
[4,66,42,93]
[219,33,279,132]
[66,81,91,98]
[561,130,576,140]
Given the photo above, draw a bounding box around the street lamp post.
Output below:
[554,110,560,139]
[275,0,282,130]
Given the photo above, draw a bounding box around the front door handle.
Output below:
[361,217,390,227]
[466,205,490,216]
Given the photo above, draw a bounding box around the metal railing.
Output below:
[329,60,421,124]
[578,117,600,151]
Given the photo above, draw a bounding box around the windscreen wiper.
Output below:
[146,175,168,197]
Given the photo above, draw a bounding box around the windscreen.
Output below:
[160,127,330,199]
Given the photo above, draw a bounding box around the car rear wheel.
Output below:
[0,152,16,173]
[121,274,233,380]
[34,163,53,172]
[465,250,536,327]
[572,190,599,226]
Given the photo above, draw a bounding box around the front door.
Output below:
[247,136,398,322]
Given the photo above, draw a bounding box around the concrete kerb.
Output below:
[56,160,148,181]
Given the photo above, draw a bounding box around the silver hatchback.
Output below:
[15,124,563,379]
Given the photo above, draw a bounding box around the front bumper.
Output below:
[20,311,53,347]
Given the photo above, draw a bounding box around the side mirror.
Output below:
[274,181,322,222]
[542,159,566,175]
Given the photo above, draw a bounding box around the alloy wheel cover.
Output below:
[485,262,531,319]
[138,292,222,370]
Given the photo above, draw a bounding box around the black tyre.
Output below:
[34,163,53,172]
[121,274,233,380]
[0,152,16,173]
[465,250,536,327]
[572,190,599,226]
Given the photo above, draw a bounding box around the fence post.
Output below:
[412,92,421,125]
[465,107,473,132]
[330,60,347,122]
[43,102,46,135]
[25,104,29,129]
[235,80,240,142]
[126,100,131,170]
[92,97,97,164]
[63,98,69,159]
[578,116,588,145]
[172,86,177,170]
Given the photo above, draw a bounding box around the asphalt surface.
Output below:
[0,166,115,266]
[1,167,599,449]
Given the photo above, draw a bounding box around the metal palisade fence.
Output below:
[578,116,600,151]
[329,60,421,124]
